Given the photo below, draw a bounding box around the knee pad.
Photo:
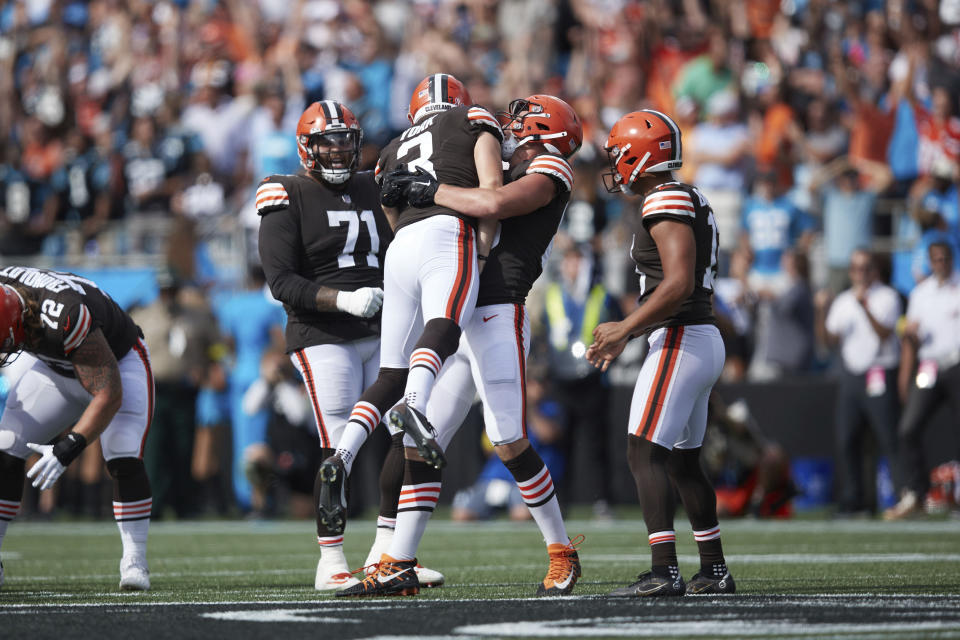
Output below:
[106,457,152,503]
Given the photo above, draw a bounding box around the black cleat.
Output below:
[388,404,446,469]
[609,570,686,598]
[687,570,736,594]
[317,456,347,535]
[336,554,420,597]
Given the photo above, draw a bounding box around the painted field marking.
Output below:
[200,609,362,623]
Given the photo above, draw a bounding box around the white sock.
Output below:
[364,525,394,568]
[406,348,442,413]
[318,541,348,569]
[114,502,150,562]
[389,510,434,561]
[528,494,569,546]
[335,422,371,475]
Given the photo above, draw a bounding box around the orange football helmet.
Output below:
[408,74,472,124]
[602,109,682,192]
[0,285,25,367]
[296,100,363,184]
[500,95,583,159]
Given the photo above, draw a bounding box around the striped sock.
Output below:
[336,404,381,474]
[0,500,20,551]
[114,498,151,561]
[648,529,678,570]
[317,537,348,570]
[389,460,441,561]
[405,348,442,412]
[693,525,726,572]
[504,447,568,545]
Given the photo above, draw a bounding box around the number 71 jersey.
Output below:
[630,181,720,332]
[257,171,393,350]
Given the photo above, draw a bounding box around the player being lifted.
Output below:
[315,74,503,554]
[338,95,585,597]
[0,267,154,590]
[257,100,443,590]
[587,110,735,596]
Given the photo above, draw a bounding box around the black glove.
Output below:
[380,168,411,208]
[402,168,440,208]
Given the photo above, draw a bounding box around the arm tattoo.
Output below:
[315,286,340,312]
[71,329,122,398]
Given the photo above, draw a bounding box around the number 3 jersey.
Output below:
[0,266,141,377]
[257,170,393,351]
[375,105,503,233]
[631,181,719,332]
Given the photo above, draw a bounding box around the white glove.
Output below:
[336,287,384,318]
[25,443,66,491]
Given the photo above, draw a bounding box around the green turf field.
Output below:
[2,515,960,638]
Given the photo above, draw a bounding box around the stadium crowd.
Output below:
[1,0,959,521]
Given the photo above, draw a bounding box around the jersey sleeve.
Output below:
[526,155,573,192]
[62,302,94,355]
[255,177,290,216]
[257,197,322,311]
[466,106,504,143]
[641,188,696,226]
[375,141,398,186]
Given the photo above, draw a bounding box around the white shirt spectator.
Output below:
[826,283,902,373]
[906,272,960,366]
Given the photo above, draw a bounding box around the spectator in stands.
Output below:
[811,156,893,293]
[688,90,751,259]
[885,242,960,519]
[49,130,114,255]
[131,269,221,518]
[672,27,734,115]
[0,144,58,256]
[714,246,757,382]
[750,250,815,380]
[740,171,815,295]
[541,245,620,519]
[816,249,903,516]
[216,266,286,512]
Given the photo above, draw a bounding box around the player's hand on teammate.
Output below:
[336,287,385,318]
[586,322,630,372]
[380,171,409,208]
[382,167,439,208]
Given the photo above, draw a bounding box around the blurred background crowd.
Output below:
[2,0,959,522]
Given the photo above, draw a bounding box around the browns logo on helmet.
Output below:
[499,95,583,159]
[602,109,682,193]
[296,100,363,185]
[408,74,472,124]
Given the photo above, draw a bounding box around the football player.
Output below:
[339,95,584,597]
[587,111,735,596]
[315,75,503,550]
[257,100,443,590]
[0,267,154,590]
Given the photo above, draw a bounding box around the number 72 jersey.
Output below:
[257,170,393,350]
[630,181,720,332]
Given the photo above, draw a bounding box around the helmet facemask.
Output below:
[300,130,361,185]
[500,98,577,158]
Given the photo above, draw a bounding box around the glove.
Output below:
[336,287,384,318]
[402,168,440,208]
[380,170,410,209]
[26,432,87,491]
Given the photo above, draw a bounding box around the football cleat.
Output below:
[336,554,419,597]
[388,404,446,469]
[315,558,361,591]
[414,563,445,588]
[536,535,583,596]
[687,570,736,594]
[609,570,685,598]
[317,456,348,535]
[883,489,922,521]
[119,556,150,591]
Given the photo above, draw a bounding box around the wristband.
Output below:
[52,432,87,466]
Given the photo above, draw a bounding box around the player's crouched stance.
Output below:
[588,111,735,597]
[0,270,155,591]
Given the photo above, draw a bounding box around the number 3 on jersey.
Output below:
[396,132,436,178]
[327,210,380,269]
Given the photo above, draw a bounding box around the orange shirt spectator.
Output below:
[848,102,895,165]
